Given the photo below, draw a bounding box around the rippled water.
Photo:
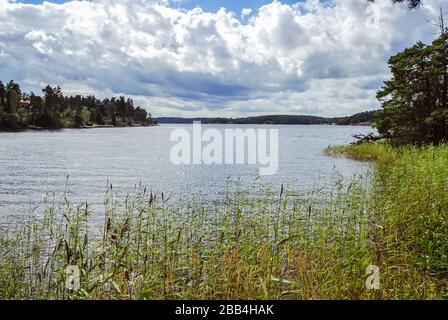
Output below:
[0,124,374,218]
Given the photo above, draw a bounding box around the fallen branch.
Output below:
[352,133,381,145]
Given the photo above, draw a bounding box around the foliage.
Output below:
[0,80,155,130]
[375,31,448,145]
[327,142,400,163]
[368,0,421,9]
[391,0,421,9]
[328,143,448,286]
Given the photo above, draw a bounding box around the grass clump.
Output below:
[326,142,398,163]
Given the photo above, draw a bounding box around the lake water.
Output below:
[0,124,374,219]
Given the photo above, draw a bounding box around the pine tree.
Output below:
[376,27,448,145]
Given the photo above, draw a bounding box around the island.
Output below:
[0,81,156,131]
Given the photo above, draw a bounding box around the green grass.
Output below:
[326,142,398,163]
[328,143,448,298]
[0,143,447,300]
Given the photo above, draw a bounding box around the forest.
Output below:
[0,80,155,130]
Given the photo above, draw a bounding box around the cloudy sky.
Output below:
[0,0,446,117]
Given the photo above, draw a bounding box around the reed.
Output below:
[0,143,447,299]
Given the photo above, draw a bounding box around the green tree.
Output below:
[73,106,91,127]
[5,113,20,130]
[376,30,448,145]
[104,99,117,126]
[29,92,43,126]
[134,107,149,124]
[40,85,64,128]
[6,80,21,114]
[0,81,5,128]
[368,0,421,9]
[0,81,5,111]
[117,96,127,123]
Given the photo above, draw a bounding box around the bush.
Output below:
[5,113,21,130]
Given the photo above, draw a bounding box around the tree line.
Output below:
[156,111,377,125]
[0,80,155,130]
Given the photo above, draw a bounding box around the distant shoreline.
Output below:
[0,121,372,132]
[1,111,376,132]
[155,111,377,126]
[157,122,372,126]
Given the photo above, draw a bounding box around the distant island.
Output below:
[155,111,377,126]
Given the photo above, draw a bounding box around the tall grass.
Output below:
[0,143,447,300]
[327,143,448,299]
[1,178,378,300]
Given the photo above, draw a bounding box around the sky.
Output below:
[0,0,446,118]
[21,1,306,14]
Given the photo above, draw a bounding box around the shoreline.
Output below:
[0,123,159,132]
[1,122,371,132]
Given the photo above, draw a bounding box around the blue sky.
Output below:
[20,0,304,15]
[171,0,301,13]
[2,0,444,117]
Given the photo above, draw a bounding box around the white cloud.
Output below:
[0,0,446,117]
[241,8,252,20]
